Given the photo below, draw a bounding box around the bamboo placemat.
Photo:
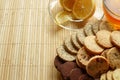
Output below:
[0,0,74,80]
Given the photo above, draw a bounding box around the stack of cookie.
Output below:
[54,21,120,80]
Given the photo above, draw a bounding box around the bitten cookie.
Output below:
[69,68,83,80]
[84,36,104,55]
[64,37,78,55]
[79,74,93,80]
[86,56,109,78]
[71,33,82,50]
[111,31,120,48]
[77,47,92,69]
[76,29,86,45]
[96,30,113,48]
[106,70,113,80]
[99,21,113,31]
[54,56,65,71]
[60,62,78,80]
[113,69,120,80]
[100,73,107,80]
[56,46,76,61]
[84,24,94,36]
[107,47,120,69]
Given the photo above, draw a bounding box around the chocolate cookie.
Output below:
[54,56,65,71]
[79,74,93,80]
[69,68,83,80]
[60,62,78,80]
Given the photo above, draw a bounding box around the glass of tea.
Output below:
[103,0,120,30]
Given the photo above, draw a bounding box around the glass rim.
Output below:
[103,0,120,17]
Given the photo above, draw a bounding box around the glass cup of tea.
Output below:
[48,0,104,30]
[103,0,120,30]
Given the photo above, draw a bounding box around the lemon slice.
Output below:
[72,0,95,20]
[55,11,73,24]
[60,0,75,11]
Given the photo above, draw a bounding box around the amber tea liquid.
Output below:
[103,0,120,30]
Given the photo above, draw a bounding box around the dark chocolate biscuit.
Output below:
[79,74,93,80]
[69,68,83,80]
[60,62,78,80]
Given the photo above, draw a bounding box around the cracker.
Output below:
[107,47,120,69]
[96,30,113,48]
[86,56,109,78]
[71,33,82,50]
[84,36,104,55]
[84,24,94,36]
[77,47,92,69]
[64,37,78,55]
[111,31,120,48]
[113,69,120,80]
[57,46,76,61]
[76,29,86,45]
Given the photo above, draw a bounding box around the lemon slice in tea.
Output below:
[72,0,95,20]
[55,11,74,24]
[60,0,76,11]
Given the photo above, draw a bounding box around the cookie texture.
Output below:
[69,68,83,80]
[84,36,104,55]
[71,33,82,50]
[96,30,113,48]
[64,37,78,55]
[86,56,109,78]
[113,69,120,80]
[79,74,93,80]
[111,31,120,48]
[57,46,76,61]
[77,47,92,69]
[60,62,78,80]
[101,49,109,58]
[54,56,65,71]
[106,70,113,80]
[84,24,94,36]
[100,73,107,80]
[107,47,120,69]
[76,29,86,45]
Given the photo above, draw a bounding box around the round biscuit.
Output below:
[76,29,86,45]
[84,24,94,36]
[56,46,76,61]
[106,47,120,69]
[111,31,120,48]
[96,30,113,48]
[100,73,107,80]
[86,56,109,78]
[113,69,120,80]
[84,36,104,55]
[71,33,82,50]
[106,70,113,80]
[64,37,78,55]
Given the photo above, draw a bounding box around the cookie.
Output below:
[106,70,113,80]
[54,56,65,71]
[84,24,94,36]
[92,20,101,35]
[106,47,120,69]
[113,69,120,80]
[64,37,78,55]
[101,49,109,58]
[60,62,78,80]
[99,21,113,31]
[77,47,93,69]
[56,46,76,61]
[96,30,113,48]
[84,36,104,55]
[111,31,120,48]
[79,74,93,80]
[71,33,82,50]
[86,56,109,78]
[69,68,83,80]
[100,73,107,80]
[76,29,86,45]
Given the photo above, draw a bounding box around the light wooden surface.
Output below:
[0,0,73,80]
[0,0,104,80]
